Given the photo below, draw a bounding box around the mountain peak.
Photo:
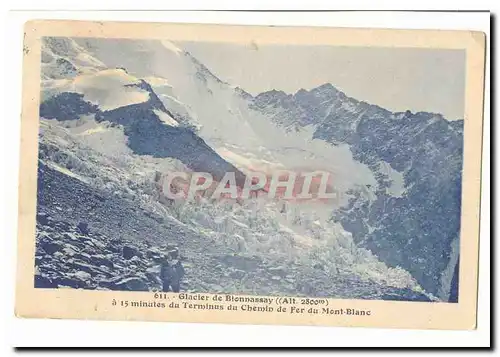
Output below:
[314,83,335,90]
[290,83,342,100]
[310,83,340,95]
[254,89,288,103]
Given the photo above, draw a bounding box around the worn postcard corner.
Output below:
[15,19,485,330]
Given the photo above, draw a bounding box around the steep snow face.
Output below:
[74,38,376,199]
[75,39,248,142]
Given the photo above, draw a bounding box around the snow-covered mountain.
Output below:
[34,37,462,302]
[74,38,377,195]
[251,84,463,301]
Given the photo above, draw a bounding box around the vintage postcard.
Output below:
[15,20,485,330]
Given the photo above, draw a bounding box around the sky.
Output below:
[180,42,466,121]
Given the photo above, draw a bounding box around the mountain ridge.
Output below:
[252,82,460,124]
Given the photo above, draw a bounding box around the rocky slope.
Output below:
[35,162,431,301]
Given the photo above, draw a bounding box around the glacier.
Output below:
[33,37,463,302]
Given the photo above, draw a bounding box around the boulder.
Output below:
[62,244,79,256]
[63,232,79,241]
[68,260,101,276]
[98,276,123,289]
[268,266,287,277]
[88,238,106,249]
[36,212,51,226]
[55,221,72,231]
[129,256,142,264]
[40,240,62,255]
[77,222,90,235]
[145,266,161,284]
[52,276,87,289]
[73,252,93,264]
[106,240,122,253]
[72,270,92,281]
[122,245,140,260]
[113,276,149,291]
[146,247,163,259]
[92,254,114,269]
[34,255,43,266]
